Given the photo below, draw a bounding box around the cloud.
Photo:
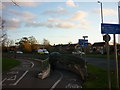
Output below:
[66,0,77,7]
[6,0,40,7]
[16,2,40,7]
[24,19,76,29]
[4,6,90,30]
[44,17,90,29]
[5,18,21,30]
[25,21,44,27]
[55,22,76,28]
[3,9,37,29]
[9,9,36,21]
[77,19,91,30]
[0,3,5,10]
[93,8,117,16]
[24,10,90,30]
[69,11,88,21]
[42,7,68,16]
[0,3,2,10]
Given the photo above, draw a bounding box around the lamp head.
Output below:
[97,1,101,3]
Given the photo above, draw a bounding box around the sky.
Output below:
[1,0,120,45]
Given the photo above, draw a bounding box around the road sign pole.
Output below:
[113,34,119,88]
[106,34,111,89]
[83,36,88,79]
[103,34,111,89]
[84,45,87,80]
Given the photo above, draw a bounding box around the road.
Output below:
[1,58,82,89]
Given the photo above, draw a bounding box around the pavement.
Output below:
[1,58,83,89]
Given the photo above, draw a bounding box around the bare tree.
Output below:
[11,0,20,7]
[28,36,38,45]
[0,0,20,46]
[43,39,50,46]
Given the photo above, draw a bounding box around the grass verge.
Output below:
[2,57,21,72]
[86,54,120,59]
[84,64,118,88]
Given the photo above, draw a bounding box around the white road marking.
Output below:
[50,71,63,90]
[2,60,34,86]
[65,83,82,88]
[0,78,7,85]
[7,75,16,81]
[30,61,34,68]
[11,70,28,86]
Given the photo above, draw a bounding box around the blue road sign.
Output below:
[101,23,120,34]
[78,39,88,46]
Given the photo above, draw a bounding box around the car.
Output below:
[50,52,60,55]
[16,51,23,54]
[72,51,85,55]
[38,49,49,54]
[9,51,14,53]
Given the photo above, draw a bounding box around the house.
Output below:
[52,44,77,53]
[92,42,106,54]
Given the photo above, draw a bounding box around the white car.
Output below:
[16,51,23,54]
[72,51,85,55]
[38,49,49,54]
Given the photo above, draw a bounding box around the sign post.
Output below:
[101,23,120,89]
[103,34,111,89]
[113,34,119,88]
[78,38,88,79]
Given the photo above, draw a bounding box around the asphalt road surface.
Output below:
[1,58,82,89]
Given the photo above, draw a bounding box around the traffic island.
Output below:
[37,58,50,79]
[38,64,51,79]
[32,57,51,80]
[49,54,87,81]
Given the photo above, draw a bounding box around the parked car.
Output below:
[50,52,61,55]
[9,51,14,53]
[16,51,23,54]
[38,49,49,54]
[72,51,85,55]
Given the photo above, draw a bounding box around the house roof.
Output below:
[53,44,77,47]
[92,42,105,47]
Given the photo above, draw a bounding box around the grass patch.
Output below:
[62,54,117,59]
[86,54,115,59]
[2,58,21,72]
[84,64,117,88]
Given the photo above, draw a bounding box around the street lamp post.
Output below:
[98,1,103,23]
[98,1,111,89]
